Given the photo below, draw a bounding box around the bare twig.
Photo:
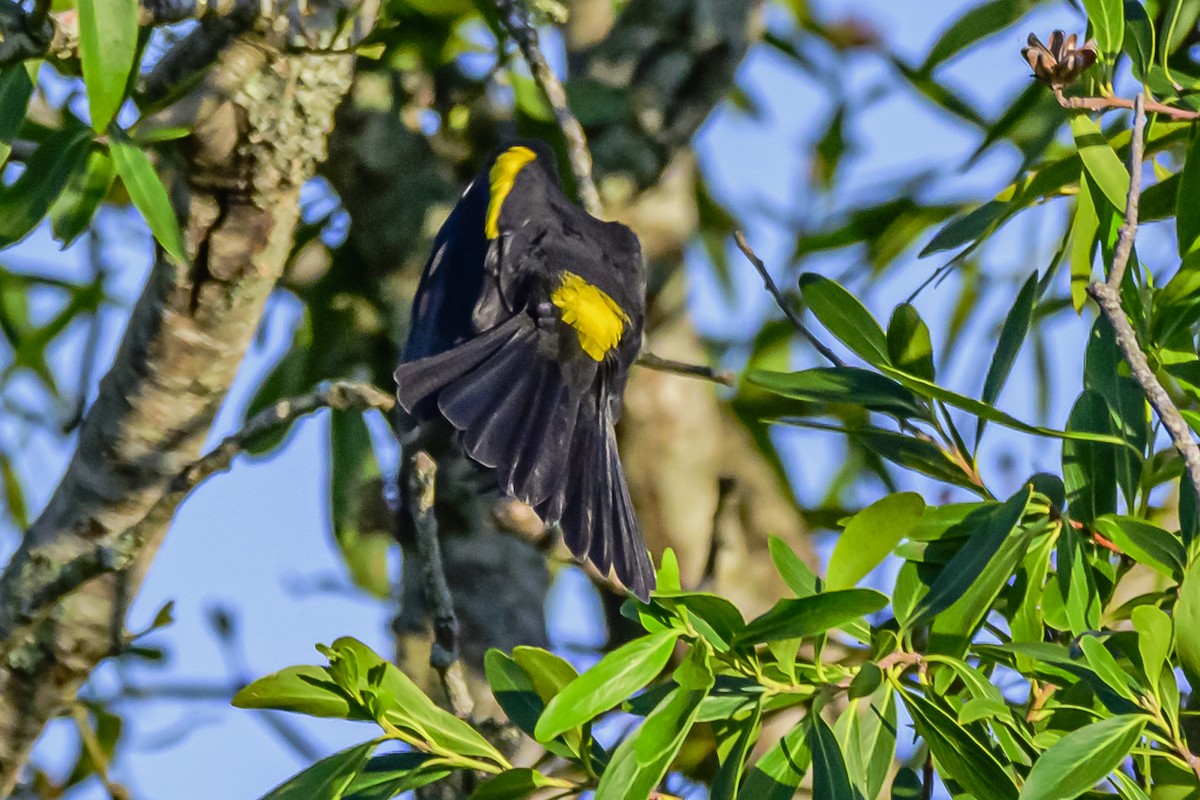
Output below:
[495,0,601,216]
[0,381,395,655]
[1085,95,1200,525]
[1053,87,1200,121]
[1106,94,1146,290]
[407,452,474,719]
[636,352,735,387]
[733,231,845,367]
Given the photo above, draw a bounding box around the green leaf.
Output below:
[1085,317,1147,507]
[768,535,819,597]
[1082,0,1125,56]
[329,410,391,598]
[1094,515,1186,578]
[920,198,1008,257]
[1177,130,1200,256]
[877,364,1132,449]
[1175,557,1200,686]
[908,488,1030,626]
[747,367,927,419]
[799,273,889,366]
[1154,252,1200,342]
[109,133,188,263]
[809,715,858,800]
[653,593,745,651]
[887,304,935,382]
[1063,390,1118,525]
[232,665,352,718]
[0,66,33,163]
[594,648,713,800]
[738,718,812,800]
[471,768,556,800]
[1070,173,1102,312]
[50,147,116,247]
[1017,715,1146,800]
[900,689,1018,800]
[1132,604,1172,688]
[534,630,678,742]
[977,271,1037,446]
[1122,1,1155,79]
[711,699,762,800]
[343,753,451,800]
[1162,0,1200,59]
[1071,115,1131,212]
[827,492,924,590]
[77,0,139,132]
[0,126,94,248]
[734,589,886,646]
[921,0,1032,72]
[258,739,379,800]
[1079,636,1141,701]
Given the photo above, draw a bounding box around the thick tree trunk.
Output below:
[0,6,376,789]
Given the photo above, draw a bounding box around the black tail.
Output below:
[394,319,655,599]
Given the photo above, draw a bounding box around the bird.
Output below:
[393,140,655,600]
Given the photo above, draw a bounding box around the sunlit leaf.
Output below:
[827,492,924,590]
[109,133,188,263]
[1017,715,1146,800]
[78,0,139,131]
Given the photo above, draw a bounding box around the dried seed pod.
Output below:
[1022,30,1098,89]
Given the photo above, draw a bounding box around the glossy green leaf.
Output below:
[1154,252,1200,342]
[1094,515,1186,578]
[799,273,889,366]
[977,271,1037,445]
[1175,557,1200,685]
[1082,0,1125,56]
[471,768,556,800]
[1058,526,1101,637]
[734,589,886,646]
[920,198,1008,257]
[78,0,139,131]
[258,739,379,800]
[908,488,1029,626]
[1122,1,1154,79]
[768,535,819,598]
[232,665,352,719]
[748,367,926,418]
[109,134,188,263]
[1063,390,1118,524]
[594,647,713,800]
[1162,0,1200,59]
[711,699,762,800]
[738,718,811,800]
[1079,636,1140,701]
[827,492,924,590]
[900,689,1018,800]
[50,147,116,247]
[511,646,577,702]
[0,126,94,248]
[1084,317,1147,507]
[535,630,678,742]
[1017,715,1146,800]
[809,715,857,800]
[1071,115,1130,211]
[887,304,935,381]
[328,410,390,598]
[1177,131,1200,256]
[342,753,450,800]
[1132,604,1172,688]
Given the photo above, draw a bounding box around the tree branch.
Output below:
[1085,94,1200,515]
[0,381,394,661]
[1053,87,1200,121]
[636,352,734,387]
[406,452,474,719]
[733,230,845,367]
[495,0,601,215]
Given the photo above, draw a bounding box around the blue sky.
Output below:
[3,0,1167,796]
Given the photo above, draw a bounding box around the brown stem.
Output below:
[1106,94,1146,290]
[1053,86,1200,121]
[733,231,845,367]
[636,352,735,387]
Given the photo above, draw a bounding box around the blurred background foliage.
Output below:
[6,0,1200,796]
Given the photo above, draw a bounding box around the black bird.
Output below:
[393,141,655,599]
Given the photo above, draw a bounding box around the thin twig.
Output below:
[0,381,395,655]
[1053,87,1200,121]
[1107,94,1146,291]
[733,231,845,367]
[636,352,735,387]
[495,0,601,216]
[1084,94,1200,528]
[407,451,474,719]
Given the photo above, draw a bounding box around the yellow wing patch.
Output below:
[552,272,628,362]
[486,146,537,239]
